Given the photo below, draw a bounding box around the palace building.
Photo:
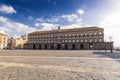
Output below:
[0,33,8,49]
[24,26,113,50]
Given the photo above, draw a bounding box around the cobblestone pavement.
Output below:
[0,50,120,80]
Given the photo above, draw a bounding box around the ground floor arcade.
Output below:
[24,42,113,50]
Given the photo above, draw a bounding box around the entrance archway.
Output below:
[72,44,75,49]
[89,43,93,50]
[51,44,54,49]
[45,44,47,49]
[80,44,84,50]
[33,44,35,49]
[39,45,41,49]
[57,44,61,49]
[65,44,68,49]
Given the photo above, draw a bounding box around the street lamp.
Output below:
[109,36,112,42]
[104,40,107,52]
[109,36,113,53]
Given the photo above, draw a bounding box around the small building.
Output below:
[7,37,27,49]
[21,34,28,40]
[0,33,8,49]
[24,26,113,50]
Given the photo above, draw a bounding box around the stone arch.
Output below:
[33,44,35,49]
[72,44,75,49]
[57,44,61,49]
[89,43,93,50]
[80,44,84,50]
[45,44,47,49]
[65,44,68,49]
[51,44,54,49]
[39,44,41,49]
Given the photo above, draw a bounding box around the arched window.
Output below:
[95,39,97,42]
[65,40,67,43]
[89,33,92,35]
[85,39,87,43]
[90,39,92,42]
[69,34,71,37]
[62,40,64,43]
[36,41,38,43]
[51,41,53,43]
[72,34,75,37]
[48,41,50,43]
[69,40,71,43]
[76,34,79,36]
[81,40,83,43]
[65,34,67,37]
[39,41,41,43]
[73,40,75,43]
[77,40,79,43]
[100,39,102,42]
[99,32,102,35]
[85,33,87,36]
[81,33,83,36]
[37,36,39,38]
[94,32,97,35]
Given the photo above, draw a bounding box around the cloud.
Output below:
[77,9,84,15]
[39,21,82,30]
[99,11,120,47]
[0,4,16,14]
[47,0,56,5]
[28,16,34,21]
[46,16,59,23]
[99,0,120,47]
[40,23,59,30]
[35,8,84,26]
[36,18,44,22]
[62,24,81,29]
[0,16,8,22]
[35,23,40,27]
[34,9,84,31]
[60,9,84,24]
[61,14,78,22]
[0,16,36,37]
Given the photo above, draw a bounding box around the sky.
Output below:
[0,0,120,47]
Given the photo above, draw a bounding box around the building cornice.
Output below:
[0,33,7,36]
[29,26,104,35]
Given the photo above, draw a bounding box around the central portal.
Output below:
[57,44,61,49]
[80,44,84,50]
[72,44,75,49]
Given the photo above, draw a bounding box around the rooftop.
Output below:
[0,33,7,36]
[29,26,103,35]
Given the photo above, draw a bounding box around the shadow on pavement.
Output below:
[93,51,120,62]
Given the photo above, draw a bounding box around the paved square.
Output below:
[0,50,120,80]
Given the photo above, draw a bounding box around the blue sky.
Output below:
[0,0,120,47]
[0,0,105,26]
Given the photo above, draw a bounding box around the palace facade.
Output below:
[0,33,8,49]
[24,26,113,50]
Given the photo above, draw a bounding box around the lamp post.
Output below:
[109,36,113,53]
[104,40,107,52]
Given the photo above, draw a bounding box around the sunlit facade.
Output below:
[7,35,28,49]
[24,26,113,50]
[0,33,8,49]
